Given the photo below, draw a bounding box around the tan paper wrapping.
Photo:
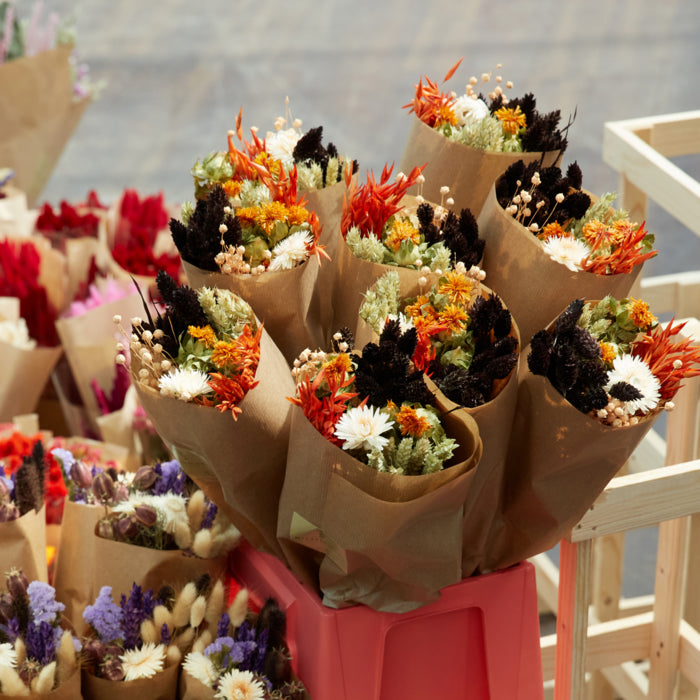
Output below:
[0,506,48,582]
[179,672,214,700]
[277,394,483,612]
[81,663,179,700]
[304,180,347,348]
[183,258,323,365]
[398,116,561,219]
[0,186,36,238]
[0,340,62,422]
[0,46,89,207]
[52,501,102,634]
[133,327,294,561]
[55,292,145,435]
[0,669,82,700]
[481,365,659,572]
[478,186,643,347]
[92,536,228,603]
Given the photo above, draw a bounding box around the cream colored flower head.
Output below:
[158,367,212,401]
[120,642,166,681]
[605,354,661,415]
[268,229,313,271]
[542,236,591,272]
[265,127,301,170]
[334,404,394,452]
[183,651,218,688]
[215,668,265,700]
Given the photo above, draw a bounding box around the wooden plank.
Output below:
[533,552,560,615]
[571,459,700,541]
[541,613,654,682]
[601,662,649,699]
[679,620,700,690]
[619,172,647,227]
[602,121,700,238]
[554,540,591,700]
[619,594,655,618]
[649,114,700,158]
[640,273,700,318]
[648,517,690,697]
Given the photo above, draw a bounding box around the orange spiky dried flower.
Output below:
[582,221,657,275]
[403,58,463,128]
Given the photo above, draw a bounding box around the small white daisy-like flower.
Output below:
[453,95,490,126]
[541,236,591,272]
[120,642,166,681]
[334,405,395,452]
[215,668,265,700]
[265,127,301,170]
[183,651,218,687]
[158,367,213,402]
[0,642,17,668]
[605,354,661,415]
[268,229,313,272]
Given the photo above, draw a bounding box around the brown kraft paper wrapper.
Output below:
[481,364,659,572]
[0,506,48,582]
[0,340,62,422]
[1,668,82,700]
[52,501,102,635]
[179,672,215,700]
[92,535,228,603]
[478,185,643,347]
[0,46,89,207]
[183,258,323,366]
[277,394,483,612]
[398,116,561,219]
[133,327,294,562]
[81,663,178,700]
[304,180,347,348]
[55,292,146,435]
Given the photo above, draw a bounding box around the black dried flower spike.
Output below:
[441,208,484,268]
[554,299,585,337]
[255,598,287,653]
[527,330,554,376]
[15,452,44,516]
[416,203,441,246]
[352,320,434,408]
[609,382,643,402]
[170,185,241,271]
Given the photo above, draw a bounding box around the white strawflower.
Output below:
[265,127,301,170]
[452,96,490,126]
[0,318,36,350]
[541,236,591,272]
[605,354,661,415]
[334,405,394,452]
[268,229,313,272]
[120,642,166,681]
[158,367,213,401]
[215,668,265,700]
[183,651,218,687]
[0,642,17,667]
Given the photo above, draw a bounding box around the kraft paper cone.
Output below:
[481,366,658,572]
[0,185,36,238]
[0,340,62,422]
[398,116,561,219]
[0,506,48,582]
[81,663,178,700]
[133,327,294,561]
[55,292,145,435]
[183,258,323,365]
[0,46,89,207]
[478,185,643,347]
[179,672,215,700]
[52,501,102,635]
[0,668,82,700]
[277,395,483,612]
[51,357,94,438]
[92,535,228,603]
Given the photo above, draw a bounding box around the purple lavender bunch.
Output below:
[119,584,157,650]
[152,460,187,496]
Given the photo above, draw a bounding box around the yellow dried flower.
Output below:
[494,105,527,135]
[438,270,475,306]
[599,341,617,365]
[385,218,421,252]
[188,325,217,348]
[395,405,431,438]
[628,298,657,329]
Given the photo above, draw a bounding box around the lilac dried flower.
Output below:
[27,581,64,626]
[25,620,58,665]
[0,502,19,522]
[152,460,187,496]
[200,501,217,529]
[159,622,171,646]
[217,612,231,638]
[83,586,124,643]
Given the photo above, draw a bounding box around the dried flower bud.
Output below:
[82,638,105,666]
[133,465,158,491]
[0,503,20,522]
[131,317,142,327]
[70,460,93,490]
[112,315,122,324]
[92,472,116,504]
[6,569,28,599]
[0,479,9,502]
[133,505,158,528]
[114,483,129,502]
[96,519,115,540]
[101,657,125,682]
[115,515,140,541]
[555,193,565,203]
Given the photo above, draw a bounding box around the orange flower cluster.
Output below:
[494,105,527,135]
[341,163,424,240]
[200,324,263,420]
[395,405,431,438]
[632,320,700,403]
[582,221,657,275]
[402,59,463,128]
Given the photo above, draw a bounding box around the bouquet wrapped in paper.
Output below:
[483,296,700,571]
[0,569,81,698]
[359,267,520,575]
[180,591,308,699]
[127,272,294,561]
[278,323,482,611]
[478,159,657,346]
[0,2,97,205]
[174,115,329,362]
[334,163,485,339]
[399,59,569,218]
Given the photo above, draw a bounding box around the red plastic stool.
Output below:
[230,543,543,700]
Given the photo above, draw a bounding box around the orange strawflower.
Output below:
[211,340,240,369]
[438,270,475,306]
[582,219,612,248]
[404,295,431,319]
[385,219,421,251]
[494,105,527,135]
[628,298,657,329]
[539,221,568,241]
[395,404,431,438]
[222,180,242,199]
[188,325,217,348]
[438,303,469,334]
[322,353,353,387]
[599,341,617,365]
